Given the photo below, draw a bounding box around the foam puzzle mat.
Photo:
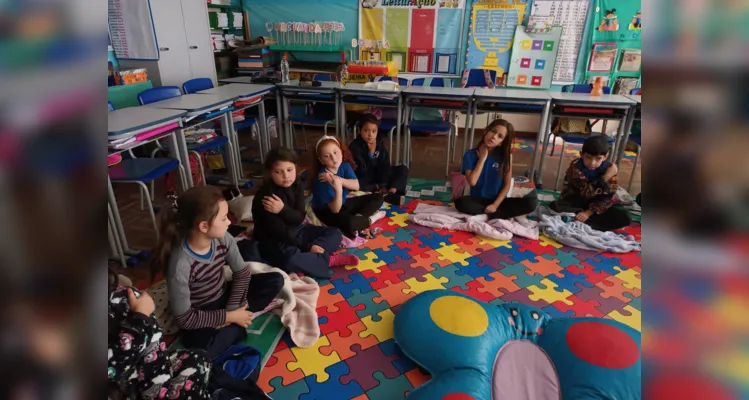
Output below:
[257,198,642,399]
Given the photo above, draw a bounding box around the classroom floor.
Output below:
[110,126,642,399]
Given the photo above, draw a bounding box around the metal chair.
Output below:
[626,88,641,191]
[376,76,409,87]
[182,78,214,94]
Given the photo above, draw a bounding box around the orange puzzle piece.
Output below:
[320,321,380,360]
[522,257,565,278]
[595,275,641,303]
[411,249,452,272]
[375,280,417,308]
[476,271,520,297]
[257,348,304,393]
[318,283,346,312]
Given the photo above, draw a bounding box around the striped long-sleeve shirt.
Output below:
[167,232,252,330]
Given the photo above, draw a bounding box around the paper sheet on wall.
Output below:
[530,0,590,84]
[108,0,159,60]
[465,1,529,79]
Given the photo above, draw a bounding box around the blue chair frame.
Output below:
[182,78,214,94]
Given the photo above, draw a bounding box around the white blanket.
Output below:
[408,203,539,241]
[535,207,641,253]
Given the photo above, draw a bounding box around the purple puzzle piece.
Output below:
[474,248,517,270]
[329,264,362,283]
[389,255,430,281]
[501,288,550,309]
[573,282,626,314]
[341,344,401,391]
[571,248,602,262]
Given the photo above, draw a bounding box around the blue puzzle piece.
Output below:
[541,305,575,318]
[366,372,414,400]
[547,269,593,293]
[318,315,328,325]
[498,261,545,289]
[383,227,418,244]
[498,243,538,264]
[584,254,621,275]
[459,256,496,280]
[541,249,581,268]
[330,272,376,299]
[379,339,417,374]
[301,361,363,400]
[268,376,310,399]
[417,230,453,249]
[429,263,474,290]
[373,245,410,265]
[623,292,640,311]
[348,289,391,321]
[489,297,506,306]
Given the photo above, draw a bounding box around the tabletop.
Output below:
[218,76,256,84]
[142,93,234,113]
[473,88,551,101]
[550,92,635,105]
[626,94,641,104]
[108,107,186,137]
[338,83,401,94]
[403,86,475,98]
[276,80,339,92]
[198,83,274,99]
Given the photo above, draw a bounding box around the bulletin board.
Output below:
[464,0,529,79]
[108,0,159,60]
[358,0,466,74]
[582,0,641,92]
[506,26,562,89]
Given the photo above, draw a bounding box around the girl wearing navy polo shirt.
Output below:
[312,136,385,238]
[455,119,538,219]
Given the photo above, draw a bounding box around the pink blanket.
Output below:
[407,203,539,241]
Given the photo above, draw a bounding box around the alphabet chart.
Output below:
[506,26,561,90]
[529,0,589,84]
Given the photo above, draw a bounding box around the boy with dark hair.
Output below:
[349,114,409,205]
[550,135,631,231]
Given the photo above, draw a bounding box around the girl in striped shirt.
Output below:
[152,185,283,358]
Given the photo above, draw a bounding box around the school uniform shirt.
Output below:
[559,158,618,214]
[166,232,252,330]
[461,149,505,200]
[576,158,612,182]
[311,162,357,209]
[251,179,306,248]
[349,137,390,187]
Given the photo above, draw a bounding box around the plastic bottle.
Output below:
[590,76,604,96]
[280,52,290,83]
[339,51,349,87]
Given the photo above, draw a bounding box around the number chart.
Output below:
[506,26,561,90]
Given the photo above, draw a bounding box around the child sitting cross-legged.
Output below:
[349,114,409,205]
[550,135,632,231]
[252,147,359,278]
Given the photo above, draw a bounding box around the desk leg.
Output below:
[340,94,347,142]
[529,100,551,182]
[535,110,555,188]
[258,100,269,164]
[170,127,192,190]
[395,94,403,166]
[108,176,138,255]
[283,97,292,148]
[610,114,627,164]
[274,93,284,147]
[108,203,127,268]
[334,92,341,140]
[468,101,477,159]
[220,113,242,183]
[398,103,406,165]
[615,106,637,166]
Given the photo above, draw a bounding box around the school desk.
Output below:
[275,80,340,147]
[337,83,403,159]
[471,89,552,185]
[618,94,642,165]
[142,94,237,187]
[540,93,636,190]
[218,76,257,84]
[197,83,275,169]
[108,107,187,261]
[401,86,475,175]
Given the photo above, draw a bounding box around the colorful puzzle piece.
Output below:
[402,274,449,295]
[613,266,641,290]
[476,271,520,297]
[435,243,474,266]
[451,279,496,302]
[366,372,414,400]
[267,376,310,399]
[348,289,391,321]
[288,336,342,383]
[378,339,418,374]
[330,272,376,298]
[521,256,565,278]
[317,283,346,312]
[608,305,641,331]
[321,320,380,360]
[258,348,303,392]
[375,280,417,308]
[429,263,474,290]
[341,344,401,390]
[552,294,604,317]
[318,299,366,336]
[528,278,574,305]
[302,361,364,400]
[362,265,405,291]
[387,212,410,228]
[360,309,396,343]
[596,275,641,303]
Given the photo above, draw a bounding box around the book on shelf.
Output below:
[613,77,639,95]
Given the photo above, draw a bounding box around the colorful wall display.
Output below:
[506,25,562,89]
[463,0,529,81]
[358,0,466,74]
[583,0,641,89]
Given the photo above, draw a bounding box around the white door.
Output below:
[150,0,192,87]
[181,0,217,85]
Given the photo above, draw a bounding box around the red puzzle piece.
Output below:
[552,294,604,317]
[455,236,497,255]
[396,237,431,258]
[451,280,496,302]
[439,229,474,244]
[403,199,443,213]
[411,249,452,272]
[257,348,304,393]
[317,300,365,336]
[362,265,405,290]
[363,232,395,252]
[318,283,346,313]
[377,280,417,308]
[566,262,610,284]
[595,275,640,303]
[516,238,559,257]
[321,320,380,360]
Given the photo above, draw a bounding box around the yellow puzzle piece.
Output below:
[436,244,474,267]
[288,336,342,383]
[528,278,574,305]
[608,305,641,331]
[402,275,449,296]
[539,234,563,248]
[387,212,409,228]
[477,236,513,249]
[351,251,386,274]
[360,309,396,343]
[613,266,641,290]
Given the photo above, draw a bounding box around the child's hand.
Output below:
[227,308,254,328]
[603,164,618,180]
[575,210,594,222]
[318,172,334,184]
[332,175,343,191]
[127,288,155,317]
[477,146,489,160]
[484,203,499,214]
[262,195,284,214]
[309,245,325,254]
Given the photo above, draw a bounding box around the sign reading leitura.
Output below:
[380,0,436,7]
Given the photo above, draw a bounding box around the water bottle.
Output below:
[339,51,348,87]
[280,52,290,83]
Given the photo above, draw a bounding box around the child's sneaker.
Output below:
[369,210,387,224]
[329,254,360,268]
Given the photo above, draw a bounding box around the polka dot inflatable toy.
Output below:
[394,290,641,400]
